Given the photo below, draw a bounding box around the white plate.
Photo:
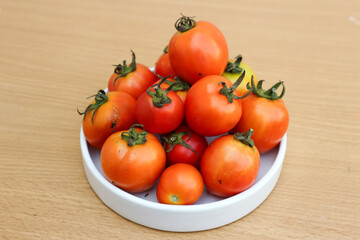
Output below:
[80,123,287,232]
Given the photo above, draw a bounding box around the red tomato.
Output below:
[222,55,258,96]
[101,124,166,193]
[154,46,176,79]
[185,73,248,136]
[135,78,184,134]
[168,15,228,85]
[200,130,260,198]
[156,163,204,205]
[153,76,189,103]
[108,50,156,99]
[78,90,137,149]
[233,79,289,154]
[162,125,208,169]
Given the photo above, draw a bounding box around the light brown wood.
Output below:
[1,0,359,239]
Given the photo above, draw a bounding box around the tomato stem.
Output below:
[146,75,179,108]
[165,76,190,92]
[121,124,148,147]
[77,89,108,125]
[175,14,196,32]
[248,77,286,100]
[112,50,137,86]
[224,55,244,73]
[161,131,197,154]
[232,129,255,148]
[219,71,252,103]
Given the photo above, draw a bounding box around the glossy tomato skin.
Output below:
[156,163,204,205]
[233,94,289,154]
[185,75,242,136]
[222,62,258,96]
[82,91,137,149]
[168,21,228,85]
[108,63,156,99]
[164,125,208,169]
[200,135,260,198]
[135,91,184,134]
[101,128,166,193]
[155,52,175,80]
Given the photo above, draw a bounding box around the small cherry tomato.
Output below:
[136,76,184,134]
[233,78,289,153]
[168,15,228,85]
[108,50,156,99]
[156,163,204,205]
[101,124,166,193]
[154,46,176,79]
[222,55,258,96]
[162,125,208,169]
[200,130,260,198]
[78,90,137,149]
[153,76,189,103]
[185,72,249,136]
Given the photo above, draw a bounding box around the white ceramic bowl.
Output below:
[80,123,287,232]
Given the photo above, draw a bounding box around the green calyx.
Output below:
[121,124,148,147]
[112,50,137,86]
[247,76,286,100]
[146,75,178,108]
[163,45,168,54]
[165,76,190,92]
[219,70,252,103]
[233,129,255,148]
[162,131,197,154]
[225,55,243,73]
[175,14,196,32]
[77,89,108,125]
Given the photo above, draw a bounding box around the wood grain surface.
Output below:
[1,0,359,239]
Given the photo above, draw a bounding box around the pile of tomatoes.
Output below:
[78,15,289,205]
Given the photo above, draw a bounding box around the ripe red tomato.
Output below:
[162,125,208,169]
[185,73,248,136]
[135,78,184,134]
[168,15,228,85]
[156,163,204,205]
[222,55,258,96]
[233,79,289,154]
[108,50,156,99]
[200,130,260,198]
[101,124,166,193]
[153,76,189,103]
[78,90,137,149]
[154,46,176,79]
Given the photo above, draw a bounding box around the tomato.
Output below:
[78,90,137,149]
[154,46,176,80]
[135,77,184,134]
[185,72,249,136]
[168,15,228,85]
[222,55,258,96]
[153,76,189,103]
[233,79,289,153]
[200,130,260,198]
[162,125,208,169]
[108,50,156,99]
[156,163,204,205]
[101,124,166,193]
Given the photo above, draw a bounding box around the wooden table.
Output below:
[1,0,359,239]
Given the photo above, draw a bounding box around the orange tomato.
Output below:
[101,125,166,193]
[156,163,204,205]
[168,15,228,85]
[79,90,136,149]
[108,50,156,99]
